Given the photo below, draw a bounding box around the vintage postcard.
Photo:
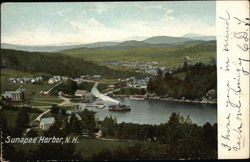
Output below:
[0,1,249,161]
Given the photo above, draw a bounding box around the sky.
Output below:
[1,2,216,46]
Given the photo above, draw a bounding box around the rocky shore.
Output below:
[113,94,217,104]
[147,96,217,104]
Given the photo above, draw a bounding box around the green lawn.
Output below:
[9,137,142,160]
[28,102,56,107]
[31,106,51,111]
[1,68,48,78]
[29,94,63,106]
[75,138,140,159]
[61,106,76,110]
[70,98,82,103]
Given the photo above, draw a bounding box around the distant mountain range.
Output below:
[1,34,216,52]
[0,42,120,53]
[182,33,216,41]
[143,36,194,44]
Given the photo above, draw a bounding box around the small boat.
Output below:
[85,103,105,109]
[92,103,105,109]
[129,95,146,100]
[108,104,131,111]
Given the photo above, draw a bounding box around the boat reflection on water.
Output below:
[108,103,131,111]
[129,95,146,100]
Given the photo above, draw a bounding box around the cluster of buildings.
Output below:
[127,77,149,89]
[48,76,70,84]
[108,77,150,89]
[73,75,101,84]
[8,76,43,84]
[75,89,95,102]
[101,60,167,77]
[48,74,101,84]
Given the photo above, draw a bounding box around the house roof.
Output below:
[75,90,88,95]
[2,86,25,96]
[2,93,12,98]
[40,117,55,125]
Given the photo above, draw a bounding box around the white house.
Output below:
[40,117,55,130]
[48,78,56,84]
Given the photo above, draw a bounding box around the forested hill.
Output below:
[62,40,216,68]
[0,49,142,79]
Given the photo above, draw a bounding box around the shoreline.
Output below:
[113,94,217,105]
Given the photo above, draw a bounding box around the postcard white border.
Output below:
[217,0,249,159]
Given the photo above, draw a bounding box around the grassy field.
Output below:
[1,68,48,78]
[75,138,140,159]
[10,137,144,160]
[29,94,63,106]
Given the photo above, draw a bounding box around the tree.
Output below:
[166,113,181,146]
[1,115,11,137]
[51,104,59,114]
[69,80,78,94]
[182,61,188,72]
[27,129,38,137]
[147,78,155,92]
[69,114,82,134]
[44,119,65,137]
[80,109,96,135]
[14,108,29,137]
[102,116,116,137]
[157,69,163,77]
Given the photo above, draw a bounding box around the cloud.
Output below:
[136,4,173,14]
[1,3,215,45]
[94,3,113,13]
[56,9,72,16]
[2,15,215,46]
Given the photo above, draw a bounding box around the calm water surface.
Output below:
[92,97,217,125]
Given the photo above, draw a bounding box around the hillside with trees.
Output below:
[62,41,216,68]
[0,49,142,79]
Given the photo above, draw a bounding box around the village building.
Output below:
[48,76,62,84]
[75,90,88,97]
[48,78,56,84]
[93,75,101,81]
[108,81,127,88]
[74,78,84,84]
[40,117,55,130]
[145,69,158,77]
[61,76,69,81]
[1,86,25,102]
[75,90,94,102]
[9,76,43,84]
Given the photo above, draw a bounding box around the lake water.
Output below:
[91,97,217,125]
